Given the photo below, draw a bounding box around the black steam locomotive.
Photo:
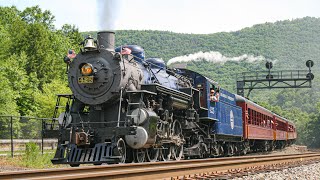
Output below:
[44,31,296,166]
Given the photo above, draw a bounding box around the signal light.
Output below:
[266,62,273,69]
[306,60,314,68]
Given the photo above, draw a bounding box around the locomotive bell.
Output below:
[83,36,97,50]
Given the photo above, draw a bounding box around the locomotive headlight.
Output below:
[81,63,93,75]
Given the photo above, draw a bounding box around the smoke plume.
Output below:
[96,0,121,31]
[167,51,270,65]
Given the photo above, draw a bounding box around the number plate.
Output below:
[78,76,94,84]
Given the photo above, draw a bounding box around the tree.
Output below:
[0,6,82,137]
[60,24,83,46]
[19,6,55,30]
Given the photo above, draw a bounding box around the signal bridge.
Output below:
[236,60,314,97]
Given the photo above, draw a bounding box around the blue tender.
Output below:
[176,69,243,138]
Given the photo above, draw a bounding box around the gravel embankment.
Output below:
[233,162,320,180]
[0,166,30,172]
[233,145,318,180]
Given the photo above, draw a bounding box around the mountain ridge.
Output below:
[83,16,320,71]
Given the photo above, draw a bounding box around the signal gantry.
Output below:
[236,60,314,97]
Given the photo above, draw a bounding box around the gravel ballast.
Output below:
[234,162,320,180]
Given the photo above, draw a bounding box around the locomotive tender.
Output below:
[44,31,296,166]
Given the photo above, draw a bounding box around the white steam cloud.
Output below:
[167,51,270,65]
[96,0,121,31]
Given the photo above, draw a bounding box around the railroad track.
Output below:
[1,153,319,180]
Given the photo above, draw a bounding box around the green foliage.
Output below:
[84,17,320,69]
[19,6,55,30]
[0,6,81,137]
[22,142,55,168]
[0,75,19,116]
[23,142,39,166]
[30,79,71,118]
[0,6,80,87]
[60,24,83,47]
[304,103,320,147]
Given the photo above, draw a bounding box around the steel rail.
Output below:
[0,153,319,180]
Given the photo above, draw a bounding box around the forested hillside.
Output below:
[85,17,320,70]
[1,5,319,147]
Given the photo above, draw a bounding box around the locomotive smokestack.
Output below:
[97,31,115,51]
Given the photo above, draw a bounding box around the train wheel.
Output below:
[263,141,268,152]
[242,142,250,155]
[134,149,146,163]
[234,144,239,155]
[271,142,276,151]
[267,141,272,151]
[242,143,247,155]
[242,148,247,155]
[211,144,219,157]
[198,147,204,159]
[146,147,160,162]
[226,143,234,156]
[170,120,184,161]
[219,145,224,156]
[117,138,126,163]
[171,120,182,136]
[171,144,183,160]
[160,145,171,161]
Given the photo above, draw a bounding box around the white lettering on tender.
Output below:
[220,93,235,102]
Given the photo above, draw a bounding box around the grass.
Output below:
[0,143,68,169]
[0,149,55,154]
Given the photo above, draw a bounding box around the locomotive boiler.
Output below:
[45,31,296,166]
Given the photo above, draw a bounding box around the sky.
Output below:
[1,0,320,34]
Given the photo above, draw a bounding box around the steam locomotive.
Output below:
[44,31,296,166]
